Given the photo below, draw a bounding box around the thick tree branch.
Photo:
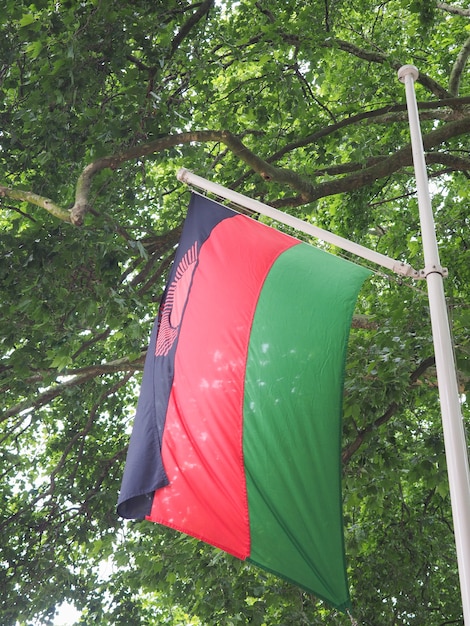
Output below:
[0,186,71,222]
[342,356,436,464]
[425,151,470,171]
[449,34,470,95]
[273,116,470,206]
[69,128,311,225]
[70,130,230,225]
[437,2,470,17]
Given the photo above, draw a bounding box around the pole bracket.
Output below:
[419,264,449,279]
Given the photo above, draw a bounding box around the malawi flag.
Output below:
[118,193,371,610]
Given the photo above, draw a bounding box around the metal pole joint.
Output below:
[419,264,449,279]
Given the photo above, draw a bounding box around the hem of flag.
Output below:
[246,557,352,612]
[145,516,249,561]
[117,464,172,519]
[333,286,366,611]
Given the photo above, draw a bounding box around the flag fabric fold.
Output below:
[118,192,371,610]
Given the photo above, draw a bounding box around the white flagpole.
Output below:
[398,64,470,623]
[177,168,419,277]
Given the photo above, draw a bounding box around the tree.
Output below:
[1,0,469,624]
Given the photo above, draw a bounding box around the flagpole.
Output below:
[177,168,418,278]
[398,64,470,623]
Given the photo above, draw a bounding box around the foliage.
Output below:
[1,0,470,624]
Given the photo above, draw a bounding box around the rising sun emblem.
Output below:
[155,241,199,356]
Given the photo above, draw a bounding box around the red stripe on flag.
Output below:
[147,214,297,558]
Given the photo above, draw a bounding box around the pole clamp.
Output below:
[419,264,448,278]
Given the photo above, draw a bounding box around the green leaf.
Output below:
[19,13,36,27]
[26,40,43,59]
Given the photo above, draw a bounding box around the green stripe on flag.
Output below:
[243,243,371,609]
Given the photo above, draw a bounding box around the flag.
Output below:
[118,193,371,610]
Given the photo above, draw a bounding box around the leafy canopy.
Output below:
[1,0,470,624]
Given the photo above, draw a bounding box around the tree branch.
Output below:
[49,373,134,488]
[323,38,451,99]
[1,353,145,422]
[70,130,229,225]
[351,315,378,330]
[308,149,470,181]
[292,63,337,122]
[170,0,214,57]
[278,116,470,206]
[63,353,146,377]
[8,106,470,227]
[341,356,436,464]
[449,34,470,96]
[0,186,71,222]
[425,151,470,172]
[71,111,470,223]
[266,96,470,166]
[69,128,312,224]
[437,2,470,17]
